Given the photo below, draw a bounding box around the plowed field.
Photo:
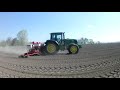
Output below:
[0,43,120,78]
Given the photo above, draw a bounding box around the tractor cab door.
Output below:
[58,33,66,50]
[50,32,65,50]
[56,34,62,43]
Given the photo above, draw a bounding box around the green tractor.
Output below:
[41,32,82,55]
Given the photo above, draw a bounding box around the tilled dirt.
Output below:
[0,43,120,78]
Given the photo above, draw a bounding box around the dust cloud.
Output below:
[0,46,27,55]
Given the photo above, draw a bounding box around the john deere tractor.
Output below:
[41,32,82,55]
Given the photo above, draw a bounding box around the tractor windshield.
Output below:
[51,33,63,44]
[56,35,61,42]
[51,33,62,43]
[51,34,56,40]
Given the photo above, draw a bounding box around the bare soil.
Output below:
[0,43,120,78]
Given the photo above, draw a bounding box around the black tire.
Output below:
[68,44,79,54]
[45,42,59,55]
[40,45,47,55]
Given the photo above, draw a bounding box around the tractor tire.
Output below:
[40,45,47,55]
[45,42,59,55]
[68,44,79,54]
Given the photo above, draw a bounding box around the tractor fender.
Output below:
[78,45,82,48]
[45,40,60,50]
[67,43,79,50]
[45,40,59,46]
[44,40,60,53]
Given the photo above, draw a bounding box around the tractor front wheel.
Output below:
[68,44,79,54]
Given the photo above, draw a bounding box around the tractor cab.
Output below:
[50,32,65,44]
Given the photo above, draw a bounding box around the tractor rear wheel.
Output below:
[68,44,79,54]
[45,42,59,55]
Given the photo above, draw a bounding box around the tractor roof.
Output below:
[50,32,65,34]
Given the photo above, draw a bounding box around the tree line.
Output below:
[0,30,101,46]
[0,30,28,46]
[77,38,101,45]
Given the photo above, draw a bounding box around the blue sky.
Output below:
[0,12,120,43]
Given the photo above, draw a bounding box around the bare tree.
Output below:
[88,39,94,44]
[17,29,28,46]
[78,38,89,45]
[78,37,98,45]
[11,38,18,46]
[6,37,12,46]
